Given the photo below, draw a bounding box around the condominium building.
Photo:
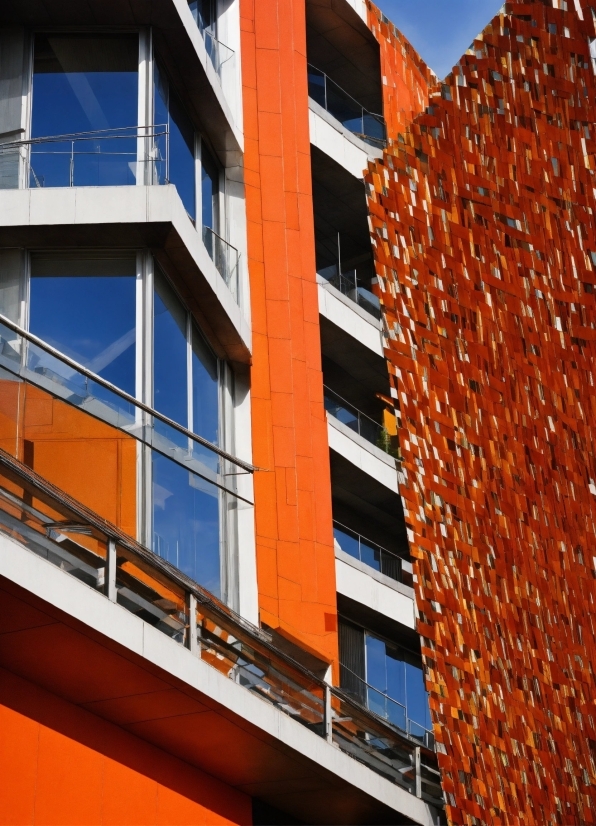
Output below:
[0,1,594,825]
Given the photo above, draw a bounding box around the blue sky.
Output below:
[374,0,504,79]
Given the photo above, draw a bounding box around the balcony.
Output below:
[308,65,386,149]
[324,386,396,456]
[318,263,381,320]
[0,129,239,301]
[333,521,412,588]
[0,422,444,814]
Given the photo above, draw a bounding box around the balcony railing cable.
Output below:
[0,443,443,809]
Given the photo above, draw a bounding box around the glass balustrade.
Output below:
[333,521,412,586]
[0,126,169,190]
[307,65,386,148]
[203,226,240,300]
[0,316,251,597]
[317,264,382,320]
[323,386,397,455]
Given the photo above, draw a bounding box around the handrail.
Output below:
[307,64,386,148]
[333,519,404,566]
[0,446,442,806]
[0,313,254,474]
[307,63,384,121]
[323,384,382,434]
[0,125,168,152]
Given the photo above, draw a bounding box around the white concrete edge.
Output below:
[327,415,398,493]
[309,108,370,180]
[171,0,244,152]
[335,546,415,601]
[0,535,437,826]
[308,98,383,165]
[317,279,384,359]
[335,554,416,630]
[0,185,251,355]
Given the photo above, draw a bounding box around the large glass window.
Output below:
[7,250,227,600]
[339,619,432,742]
[31,34,139,187]
[28,253,137,397]
[152,450,220,597]
[151,268,222,593]
[154,66,196,220]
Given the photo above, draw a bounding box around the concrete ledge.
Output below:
[317,276,384,357]
[0,185,251,363]
[335,551,416,630]
[309,103,379,179]
[0,533,439,826]
[327,414,399,494]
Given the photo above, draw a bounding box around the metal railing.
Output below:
[188,3,235,76]
[324,386,397,456]
[203,225,240,301]
[333,521,413,587]
[0,314,252,500]
[318,264,381,320]
[0,126,169,190]
[0,443,442,810]
[339,663,435,751]
[307,65,386,148]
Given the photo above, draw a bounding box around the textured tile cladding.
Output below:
[367,1,596,824]
[240,0,338,666]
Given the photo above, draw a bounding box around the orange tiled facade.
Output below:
[367,0,596,823]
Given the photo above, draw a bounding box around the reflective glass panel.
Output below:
[31,34,139,187]
[333,525,359,561]
[29,254,137,397]
[154,66,196,220]
[192,327,219,444]
[152,449,220,596]
[153,271,188,432]
[201,144,219,232]
[404,652,432,733]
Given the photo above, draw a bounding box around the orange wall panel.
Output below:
[241,0,338,666]
[0,668,251,826]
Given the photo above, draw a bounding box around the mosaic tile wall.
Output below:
[367,1,596,823]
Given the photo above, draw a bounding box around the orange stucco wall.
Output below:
[0,668,251,826]
[240,0,338,665]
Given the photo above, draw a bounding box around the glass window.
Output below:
[201,143,220,233]
[29,254,137,397]
[192,326,219,444]
[153,270,188,430]
[152,449,220,598]
[154,66,196,220]
[31,34,139,187]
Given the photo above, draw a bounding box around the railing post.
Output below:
[70,141,74,187]
[187,592,199,656]
[324,684,333,743]
[105,538,117,602]
[415,746,422,798]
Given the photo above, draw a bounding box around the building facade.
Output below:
[0,1,594,825]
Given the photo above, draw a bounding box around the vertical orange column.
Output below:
[240,0,338,666]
